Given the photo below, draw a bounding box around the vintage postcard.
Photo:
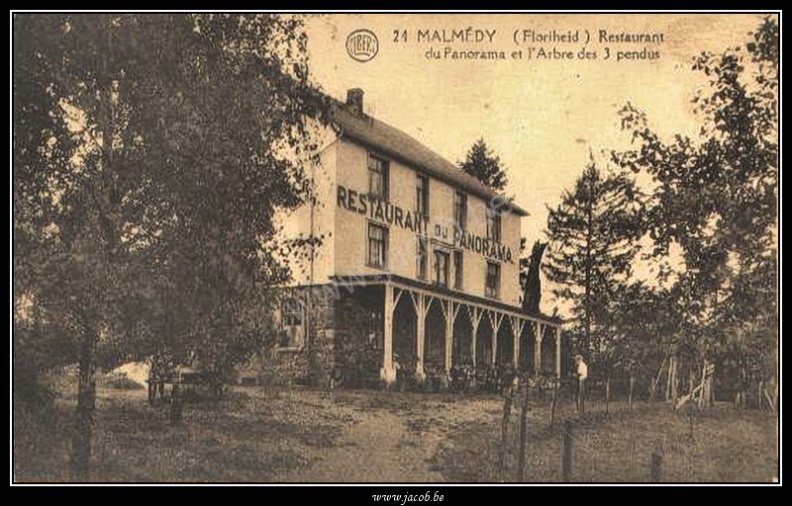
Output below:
[12,12,779,485]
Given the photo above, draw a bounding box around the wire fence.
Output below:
[496,377,756,483]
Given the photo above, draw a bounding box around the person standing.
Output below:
[575,355,588,413]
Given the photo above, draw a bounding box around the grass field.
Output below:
[12,375,779,483]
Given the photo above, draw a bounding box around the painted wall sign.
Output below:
[336,184,514,263]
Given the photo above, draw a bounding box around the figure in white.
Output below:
[575,354,588,413]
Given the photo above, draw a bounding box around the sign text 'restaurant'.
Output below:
[336,185,513,263]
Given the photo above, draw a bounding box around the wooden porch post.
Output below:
[491,313,497,366]
[489,312,504,366]
[470,307,480,366]
[444,300,454,373]
[512,318,520,369]
[511,316,525,370]
[414,293,427,381]
[382,283,395,384]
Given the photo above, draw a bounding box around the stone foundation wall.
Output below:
[252,285,337,387]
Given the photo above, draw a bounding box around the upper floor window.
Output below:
[368,222,389,268]
[368,154,389,200]
[416,236,428,279]
[453,250,464,289]
[416,174,429,218]
[434,249,450,287]
[485,261,501,299]
[486,206,502,243]
[454,191,467,232]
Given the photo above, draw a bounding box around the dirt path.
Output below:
[279,406,444,483]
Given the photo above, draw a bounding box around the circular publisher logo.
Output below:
[346,29,379,62]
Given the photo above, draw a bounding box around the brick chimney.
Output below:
[346,88,364,115]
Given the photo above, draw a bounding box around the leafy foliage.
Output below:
[611,16,778,380]
[15,13,327,370]
[13,13,328,478]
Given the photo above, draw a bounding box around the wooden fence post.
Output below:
[517,381,530,481]
[650,452,662,482]
[758,380,764,410]
[549,385,558,429]
[562,419,572,482]
[629,375,634,411]
[170,382,183,425]
[500,387,514,470]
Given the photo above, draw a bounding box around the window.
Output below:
[416,236,428,279]
[368,154,389,199]
[486,206,502,243]
[367,308,383,350]
[416,174,429,218]
[453,192,467,232]
[368,222,388,268]
[280,298,305,348]
[485,261,501,299]
[453,250,464,289]
[434,249,450,287]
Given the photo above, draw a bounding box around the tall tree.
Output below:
[13,13,326,480]
[612,16,778,404]
[543,162,643,367]
[458,138,508,192]
[521,240,547,313]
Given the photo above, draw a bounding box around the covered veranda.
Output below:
[331,275,563,385]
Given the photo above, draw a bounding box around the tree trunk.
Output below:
[736,363,746,409]
[650,356,667,402]
[583,174,593,355]
[69,317,98,482]
[697,359,711,410]
[665,357,671,401]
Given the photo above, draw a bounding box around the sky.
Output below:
[302,12,768,313]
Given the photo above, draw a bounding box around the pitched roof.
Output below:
[330,103,529,217]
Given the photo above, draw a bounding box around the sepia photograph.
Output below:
[12,11,779,485]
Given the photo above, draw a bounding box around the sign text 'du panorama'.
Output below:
[336,185,514,264]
